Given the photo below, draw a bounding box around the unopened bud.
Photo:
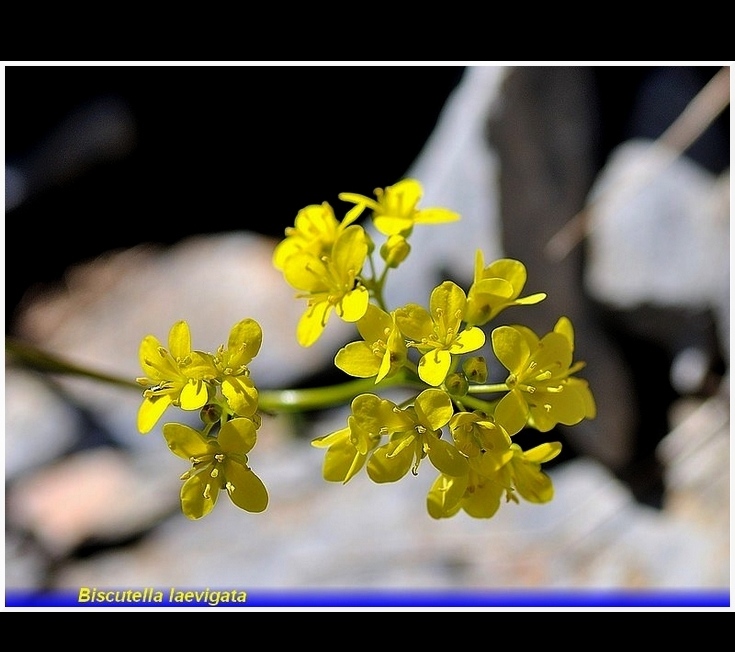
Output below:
[200,403,222,425]
[463,356,488,384]
[380,235,411,268]
[445,372,469,397]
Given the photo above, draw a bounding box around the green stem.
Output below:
[6,337,427,414]
[5,337,141,390]
[467,383,508,394]
[259,371,424,413]
[454,393,497,413]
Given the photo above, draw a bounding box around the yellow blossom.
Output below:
[465,252,546,326]
[282,224,370,347]
[272,201,362,271]
[163,418,268,519]
[366,389,468,482]
[491,317,596,435]
[311,393,389,483]
[136,321,218,434]
[395,281,485,386]
[426,440,561,519]
[212,318,262,418]
[334,304,407,383]
[339,178,459,237]
[499,441,562,504]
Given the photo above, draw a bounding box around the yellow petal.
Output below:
[218,417,258,455]
[332,225,368,274]
[297,301,332,347]
[137,394,172,434]
[462,479,503,518]
[221,376,259,417]
[523,442,563,465]
[227,318,263,365]
[179,380,209,411]
[451,326,486,355]
[335,342,381,378]
[366,440,413,483]
[224,461,269,513]
[356,304,392,343]
[427,474,467,519]
[139,335,179,380]
[180,469,219,520]
[163,422,212,459]
[427,437,469,477]
[394,303,433,341]
[493,390,529,436]
[168,321,192,360]
[491,326,530,374]
[414,207,460,224]
[418,349,452,386]
[373,215,414,236]
[414,389,453,431]
[320,433,367,484]
[512,461,555,504]
[337,286,369,323]
[484,259,527,295]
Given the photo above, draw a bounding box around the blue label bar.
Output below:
[5,588,730,608]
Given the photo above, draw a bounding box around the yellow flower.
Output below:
[163,418,268,519]
[334,304,407,383]
[491,317,596,435]
[499,441,562,504]
[136,321,218,434]
[395,281,485,386]
[366,389,468,482]
[283,224,370,347]
[427,465,505,520]
[272,201,362,271]
[426,440,561,519]
[465,251,546,326]
[449,411,513,473]
[339,178,459,237]
[311,393,388,483]
[212,318,262,418]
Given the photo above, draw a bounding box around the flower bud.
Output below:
[445,372,469,397]
[200,403,222,425]
[463,356,488,384]
[380,235,411,268]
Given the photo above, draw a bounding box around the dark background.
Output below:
[5,65,467,330]
[5,65,728,333]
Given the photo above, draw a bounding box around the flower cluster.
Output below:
[283,179,596,520]
[136,319,267,519]
[137,177,596,523]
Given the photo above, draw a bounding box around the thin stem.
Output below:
[467,383,508,394]
[454,393,496,413]
[259,371,424,413]
[5,337,141,390]
[6,337,428,415]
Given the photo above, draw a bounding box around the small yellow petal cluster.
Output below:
[465,251,547,326]
[136,319,267,519]
[274,179,463,347]
[297,182,595,520]
[278,220,371,347]
[491,316,597,435]
[312,385,566,520]
[339,178,459,237]
[131,177,597,525]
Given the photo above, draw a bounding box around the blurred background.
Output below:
[4,63,730,606]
